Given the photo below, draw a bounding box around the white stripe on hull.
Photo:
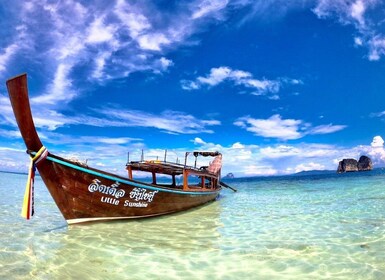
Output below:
[66,212,174,224]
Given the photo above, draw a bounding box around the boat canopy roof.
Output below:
[127,161,190,176]
[190,151,221,157]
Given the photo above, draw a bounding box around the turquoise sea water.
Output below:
[1,170,385,279]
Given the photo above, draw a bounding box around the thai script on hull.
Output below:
[88,179,125,199]
[129,188,158,203]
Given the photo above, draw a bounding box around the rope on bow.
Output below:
[21,146,48,219]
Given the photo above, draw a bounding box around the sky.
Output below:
[1,0,385,177]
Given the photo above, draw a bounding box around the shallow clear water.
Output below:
[1,171,385,279]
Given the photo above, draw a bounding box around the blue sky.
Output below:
[1,0,385,177]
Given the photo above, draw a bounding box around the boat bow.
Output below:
[6,74,43,152]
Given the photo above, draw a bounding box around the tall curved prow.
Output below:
[6,73,43,152]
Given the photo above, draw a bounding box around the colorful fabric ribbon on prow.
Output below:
[21,146,48,219]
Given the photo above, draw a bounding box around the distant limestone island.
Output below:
[337,155,373,173]
[223,173,235,179]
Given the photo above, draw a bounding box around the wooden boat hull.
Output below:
[6,74,221,224]
[38,154,219,224]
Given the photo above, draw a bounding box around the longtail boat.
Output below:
[7,73,234,225]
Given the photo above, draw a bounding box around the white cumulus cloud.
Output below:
[371,135,384,147]
[181,66,301,97]
[234,114,346,140]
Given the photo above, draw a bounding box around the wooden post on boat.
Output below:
[127,165,133,179]
[183,169,188,191]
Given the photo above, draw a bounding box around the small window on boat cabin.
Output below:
[186,174,214,189]
[156,174,183,187]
